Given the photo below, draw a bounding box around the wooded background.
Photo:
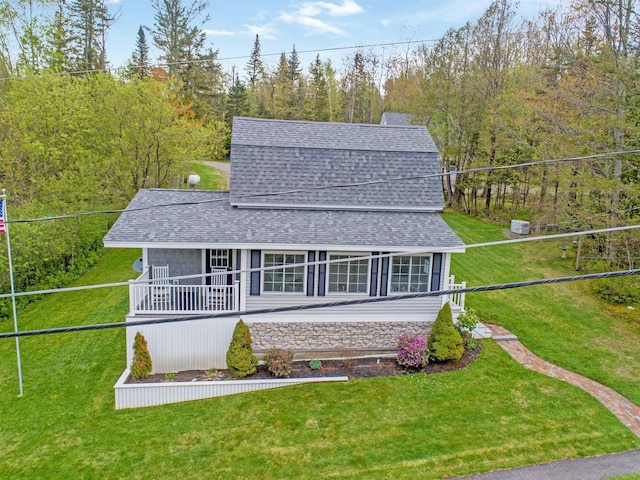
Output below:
[0,0,638,317]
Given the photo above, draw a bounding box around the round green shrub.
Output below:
[131,331,152,380]
[309,359,322,370]
[226,319,257,377]
[263,347,294,378]
[428,303,464,363]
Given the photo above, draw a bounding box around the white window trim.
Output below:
[261,251,307,294]
[388,254,433,295]
[326,252,371,295]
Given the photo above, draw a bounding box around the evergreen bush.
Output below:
[428,303,464,363]
[263,347,294,378]
[131,331,152,379]
[226,319,257,377]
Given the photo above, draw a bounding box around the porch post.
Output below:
[239,250,247,311]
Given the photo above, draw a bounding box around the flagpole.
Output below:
[1,189,23,396]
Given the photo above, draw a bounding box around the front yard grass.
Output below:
[444,212,640,405]
[0,215,639,478]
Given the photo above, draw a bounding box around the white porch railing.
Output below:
[448,275,466,312]
[129,271,240,315]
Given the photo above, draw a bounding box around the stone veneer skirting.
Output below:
[248,321,434,352]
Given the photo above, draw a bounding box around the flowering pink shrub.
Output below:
[397,333,428,369]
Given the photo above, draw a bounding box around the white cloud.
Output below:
[280,12,346,35]
[299,0,363,17]
[279,0,361,36]
[204,29,235,36]
[380,18,391,26]
[242,24,278,40]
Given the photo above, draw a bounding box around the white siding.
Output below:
[242,249,445,323]
[114,369,348,409]
[125,315,239,372]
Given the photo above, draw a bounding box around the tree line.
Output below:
[0,0,639,317]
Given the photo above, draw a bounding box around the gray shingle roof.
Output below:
[103,189,465,251]
[230,117,444,211]
[380,112,412,126]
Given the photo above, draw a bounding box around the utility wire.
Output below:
[0,39,439,82]
[5,149,640,225]
[0,268,637,340]
[0,224,638,300]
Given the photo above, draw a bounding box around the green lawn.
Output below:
[0,214,638,479]
[444,212,640,405]
[189,161,228,190]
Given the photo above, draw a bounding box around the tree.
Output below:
[127,25,151,79]
[44,0,73,72]
[245,33,264,87]
[225,73,249,125]
[226,319,257,377]
[308,54,330,121]
[68,0,116,72]
[131,331,152,379]
[149,0,208,78]
[427,303,464,363]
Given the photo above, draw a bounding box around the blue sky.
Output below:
[107,0,564,74]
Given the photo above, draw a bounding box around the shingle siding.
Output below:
[148,248,202,285]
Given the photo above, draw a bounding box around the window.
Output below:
[328,254,369,293]
[390,255,431,293]
[263,253,305,293]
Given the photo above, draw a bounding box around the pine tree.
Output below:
[428,303,464,363]
[245,34,264,87]
[287,44,301,82]
[68,0,116,72]
[150,0,208,78]
[131,331,153,379]
[225,74,249,125]
[127,26,151,79]
[226,319,257,377]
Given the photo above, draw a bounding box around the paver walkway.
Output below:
[488,324,640,438]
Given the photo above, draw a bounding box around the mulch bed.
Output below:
[127,345,481,384]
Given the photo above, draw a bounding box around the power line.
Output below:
[0,39,439,83]
[0,224,638,300]
[6,149,640,225]
[0,268,637,340]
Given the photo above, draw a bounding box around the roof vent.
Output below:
[510,220,530,235]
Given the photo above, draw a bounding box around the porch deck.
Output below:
[128,270,239,315]
[127,270,466,316]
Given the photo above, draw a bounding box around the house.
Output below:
[103,116,466,373]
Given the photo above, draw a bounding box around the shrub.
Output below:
[131,331,152,380]
[263,347,294,378]
[428,303,464,363]
[309,359,322,370]
[396,333,428,369]
[455,308,480,346]
[226,319,258,377]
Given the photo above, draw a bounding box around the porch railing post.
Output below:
[128,280,135,316]
[234,280,240,311]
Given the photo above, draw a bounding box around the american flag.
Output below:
[0,199,5,234]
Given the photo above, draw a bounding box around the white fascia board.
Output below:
[104,240,466,253]
[229,202,444,212]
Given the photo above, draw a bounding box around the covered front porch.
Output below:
[126,246,467,316]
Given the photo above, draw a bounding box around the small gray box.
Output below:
[510,220,530,235]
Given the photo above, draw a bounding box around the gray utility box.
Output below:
[510,220,530,235]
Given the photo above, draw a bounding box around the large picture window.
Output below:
[263,253,305,293]
[328,254,369,293]
[390,255,431,293]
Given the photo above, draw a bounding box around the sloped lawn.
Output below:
[0,220,638,478]
[444,212,640,405]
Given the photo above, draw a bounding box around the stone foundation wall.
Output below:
[248,321,434,352]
